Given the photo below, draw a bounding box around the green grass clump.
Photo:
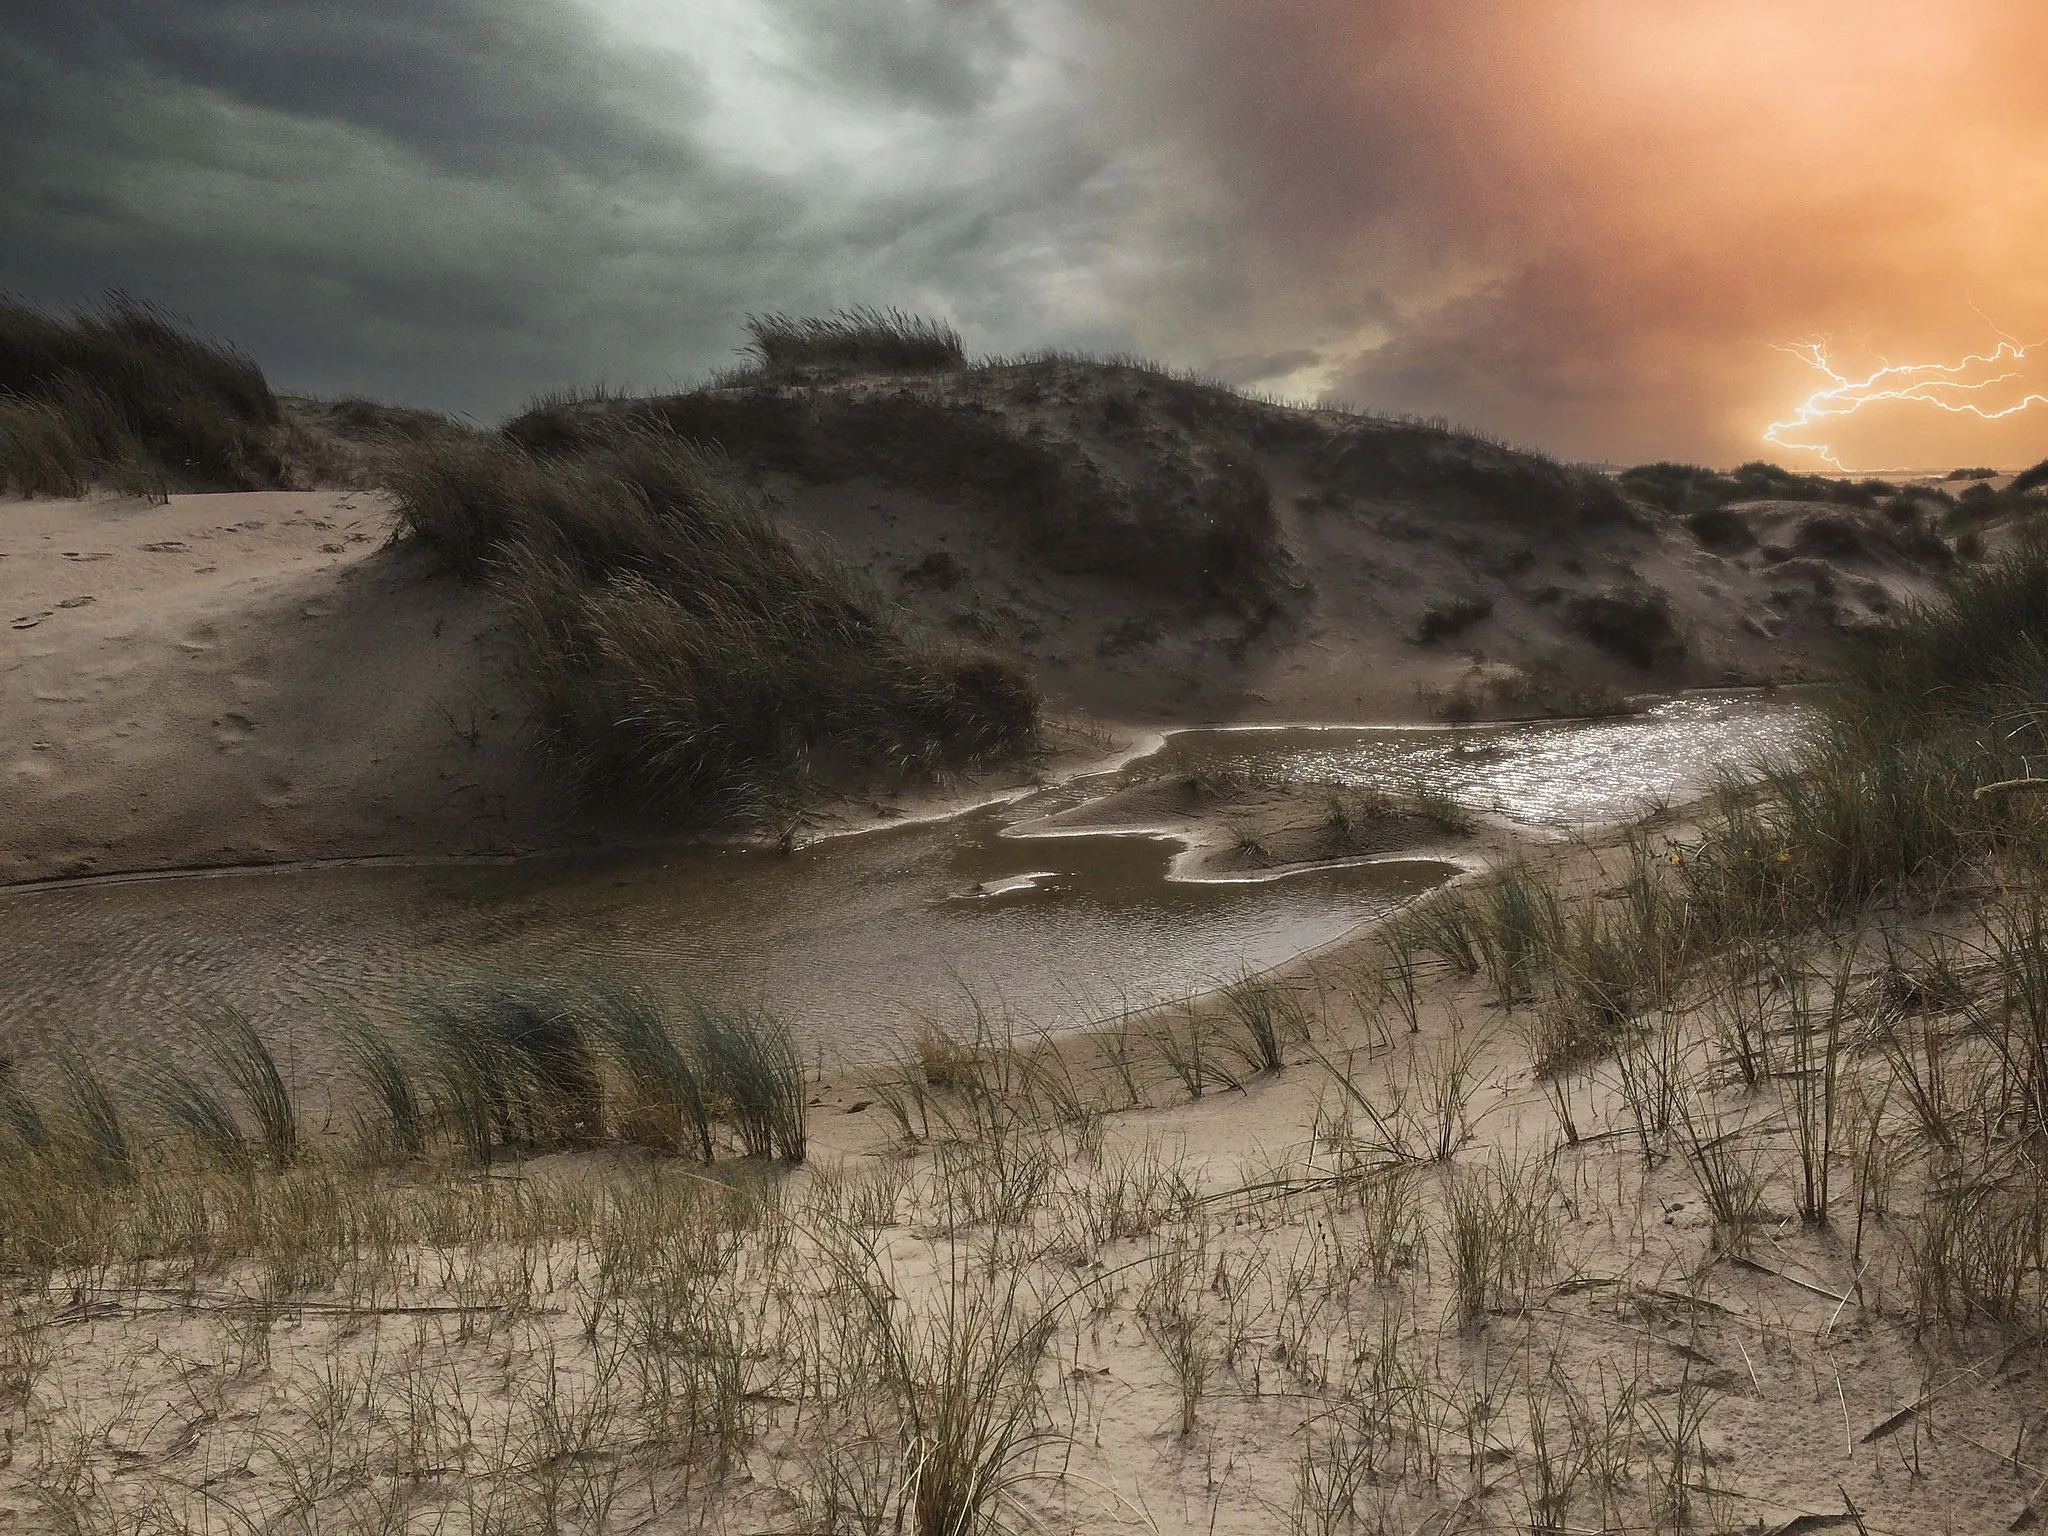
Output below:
[4,979,806,1180]
[387,427,1038,820]
[687,999,807,1162]
[0,293,282,494]
[134,1010,301,1176]
[417,984,611,1160]
[0,398,92,497]
[586,980,714,1160]
[1217,973,1312,1073]
[744,306,966,375]
[1678,538,2048,933]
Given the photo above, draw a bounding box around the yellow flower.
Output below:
[1776,851,1790,862]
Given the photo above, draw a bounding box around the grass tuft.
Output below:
[744,307,967,375]
[687,998,807,1162]
[587,980,715,1160]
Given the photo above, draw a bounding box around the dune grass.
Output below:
[7,884,2048,1529]
[386,426,1039,820]
[744,306,966,375]
[0,293,283,495]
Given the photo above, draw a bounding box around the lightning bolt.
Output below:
[1764,335,2048,470]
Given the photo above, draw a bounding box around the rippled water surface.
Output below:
[0,814,1453,1070]
[0,691,1811,1068]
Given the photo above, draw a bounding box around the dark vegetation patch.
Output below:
[1417,657,1636,723]
[1944,466,1998,480]
[1682,506,1755,551]
[1792,513,1865,559]
[1564,585,1685,668]
[1882,490,1940,522]
[899,550,966,591]
[1929,471,2048,526]
[1411,594,1493,644]
[1955,481,2001,517]
[0,294,284,496]
[386,427,1038,821]
[1618,460,1899,513]
[1096,613,1165,657]
[1310,420,1633,529]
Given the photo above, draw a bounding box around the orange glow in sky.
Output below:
[1102,0,2048,466]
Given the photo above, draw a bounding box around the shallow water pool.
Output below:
[0,691,1811,1068]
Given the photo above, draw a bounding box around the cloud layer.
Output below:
[5,1,2045,465]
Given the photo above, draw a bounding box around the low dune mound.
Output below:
[276,394,473,489]
[1619,458,1906,513]
[498,344,1741,720]
[505,357,1305,620]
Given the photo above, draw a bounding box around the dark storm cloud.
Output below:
[0,0,728,410]
[0,0,1120,417]
[0,0,698,177]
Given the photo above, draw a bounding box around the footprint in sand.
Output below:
[212,712,257,750]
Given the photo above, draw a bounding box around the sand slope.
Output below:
[0,490,553,884]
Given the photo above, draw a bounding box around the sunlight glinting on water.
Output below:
[1159,692,1814,828]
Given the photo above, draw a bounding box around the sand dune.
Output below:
[0,460,1952,884]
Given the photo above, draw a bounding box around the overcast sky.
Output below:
[5,0,2047,468]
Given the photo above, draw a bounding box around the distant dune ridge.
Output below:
[0,299,2030,881]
